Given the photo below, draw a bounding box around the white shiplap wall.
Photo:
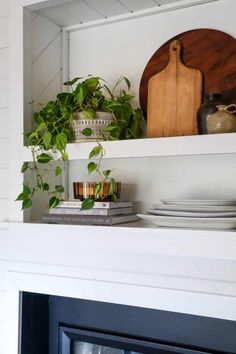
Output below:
[0,265,6,354]
[0,2,10,354]
[0,2,10,222]
[0,2,9,349]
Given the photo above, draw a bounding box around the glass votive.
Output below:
[73,181,121,201]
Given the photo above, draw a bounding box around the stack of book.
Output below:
[42,200,139,226]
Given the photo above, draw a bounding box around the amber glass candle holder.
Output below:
[73,181,121,201]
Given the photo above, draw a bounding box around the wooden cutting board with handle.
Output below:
[147,40,202,137]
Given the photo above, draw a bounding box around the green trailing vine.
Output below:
[80,142,118,210]
[16,75,143,211]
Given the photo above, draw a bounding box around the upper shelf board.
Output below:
[22,133,236,162]
[22,0,219,29]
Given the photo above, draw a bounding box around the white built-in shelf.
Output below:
[23,0,219,29]
[22,133,236,162]
[1,221,236,261]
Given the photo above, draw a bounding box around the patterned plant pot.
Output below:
[72,111,114,142]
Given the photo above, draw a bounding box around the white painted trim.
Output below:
[4,277,19,354]
[6,269,236,354]
[2,220,236,353]
[60,30,69,200]
[21,133,236,162]
[21,0,219,30]
[63,0,219,32]
[21,0,74,10]
[6,270,236,321]
[1,221,236,261]
[65,133,236,159]
[23,7,33,135]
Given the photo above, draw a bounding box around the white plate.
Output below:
[147,209,236,217]
[152,204,236,212]
[160,199,236,206]
[137,214,236,229]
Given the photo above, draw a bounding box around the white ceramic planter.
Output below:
[72,111,114,142]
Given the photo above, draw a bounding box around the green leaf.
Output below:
[134,107,144,121]
[27,131,37,139]
[43,183,49,191]
[62,151,68,161]
[57,92,74,105]
[109,178,116,194]
[33,112,39,123]
[55,185,64,193]
[122,94,133,102]
[89,145,102,159]
[106,124,121,133]
[23,184,31,196]
[111,192,118,203]
[43,131,51,149]
[21,162,29,173]
[16,184,32,201]
[81,128,93,136]
[85,77,99,90]
[103,169,111,178]
[37,153,53,163]
[105,123,121,140]
[26,135,38,147]
[38,182,48,191]
[34,112,45,124]
[107,102,122,109]
[36,122,46,132]
[56,132,68,152]
[22,198,32,209]
[94,183,101,198]
[55,166,62,176]
[16,192,25,201]
[49,196,60,209]
[91,97,99,108]
[63,77,81,86]
[82,107,96,119]
[123,76,131,90]
[80,198,95,211]
[87,162,97,174]
[76,85,86,106]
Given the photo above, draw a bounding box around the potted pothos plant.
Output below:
[16,75,143,211]
[58,76,114,142]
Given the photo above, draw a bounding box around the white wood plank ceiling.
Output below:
[35,0,219,28]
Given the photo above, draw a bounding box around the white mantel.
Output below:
[1,222,236,354]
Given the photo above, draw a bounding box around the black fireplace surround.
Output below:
[20,292,236,354]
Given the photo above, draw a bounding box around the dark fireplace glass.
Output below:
[72,341,140,354]
[60,326,194,354]
[20,292,236,354]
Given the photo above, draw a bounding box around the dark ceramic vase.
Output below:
[197,93,223,134]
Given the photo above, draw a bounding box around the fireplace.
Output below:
[20,292,236,354]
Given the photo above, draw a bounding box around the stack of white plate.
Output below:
[137,199,236,229]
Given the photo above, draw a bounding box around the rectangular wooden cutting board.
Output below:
[147,40,202,137]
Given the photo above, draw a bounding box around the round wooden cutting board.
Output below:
[140,29,236,117]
